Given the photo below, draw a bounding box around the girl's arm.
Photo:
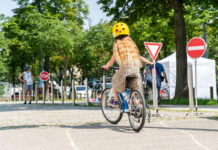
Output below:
[102,54,115,70]
[140,56,153,65]
[18,72,26,83]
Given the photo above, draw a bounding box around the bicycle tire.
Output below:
[101,88,123,124]
[128,90,146,132]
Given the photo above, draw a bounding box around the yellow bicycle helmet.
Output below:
[112,22,130,38]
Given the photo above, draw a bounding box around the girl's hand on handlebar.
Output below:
[102,65,109,71]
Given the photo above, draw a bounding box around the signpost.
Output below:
[93,78,97,99]
[187,37,206,112]
[144,42,162,114]
[39,71,49,104]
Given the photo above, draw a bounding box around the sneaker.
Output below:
[108,100,119,108]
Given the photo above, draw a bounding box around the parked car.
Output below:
[75,85,92,99]
[95,82,112,92]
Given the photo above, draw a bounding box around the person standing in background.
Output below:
[18,65,34,104]
[146,61,168,104]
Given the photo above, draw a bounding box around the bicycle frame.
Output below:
[108,88,129,113]
[118,92,129,113]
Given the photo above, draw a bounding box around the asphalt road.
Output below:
[0,102,217,150]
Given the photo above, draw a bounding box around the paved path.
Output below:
[0,102,217,150]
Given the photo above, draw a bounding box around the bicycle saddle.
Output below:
[126,75,136,81]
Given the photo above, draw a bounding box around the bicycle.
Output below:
[142,68,153,107]
[100,67,149,132]
[160,84,170,99]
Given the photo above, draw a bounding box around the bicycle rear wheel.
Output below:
[101,88,123,124]
[128,90,146,132]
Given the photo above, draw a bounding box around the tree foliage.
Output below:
[97,0,217,98]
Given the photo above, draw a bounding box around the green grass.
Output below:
[160,99,218,105]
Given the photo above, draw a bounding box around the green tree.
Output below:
[74,22,114,81]
[97,0,217,98]
[47,20,77,101]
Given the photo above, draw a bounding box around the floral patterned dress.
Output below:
[111,36,143,93]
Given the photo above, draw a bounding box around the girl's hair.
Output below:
[113,36,141,67]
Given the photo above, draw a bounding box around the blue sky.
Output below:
[0,0,112,29]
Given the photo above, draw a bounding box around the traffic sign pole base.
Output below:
[185,112,203,117]
[151,110,166,117]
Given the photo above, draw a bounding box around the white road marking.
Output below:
[160,121,211,150]
[188,46,204,51]
[65,129,80,150]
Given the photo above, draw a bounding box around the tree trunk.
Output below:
[63,57,68,102]
[173,0,188,99]
[20,63,25,100]
[35,0,43,13]
[44,55,49,99]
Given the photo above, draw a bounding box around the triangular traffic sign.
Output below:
[144,42,162,61]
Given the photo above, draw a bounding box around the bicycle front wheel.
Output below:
[101,88,123,124]
[128,90,146,132]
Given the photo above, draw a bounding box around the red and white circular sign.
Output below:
[186,37,206,59]
[40,71,49,81]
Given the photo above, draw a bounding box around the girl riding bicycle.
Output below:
[102,22,153,107]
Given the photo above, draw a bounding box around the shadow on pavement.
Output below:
[0,122,218,133]
[0,103,100,112]
[0,123,134,133]
[200,116,218,122]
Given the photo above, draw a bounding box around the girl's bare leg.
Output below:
[24,91,27,102]
[113,88,118,101]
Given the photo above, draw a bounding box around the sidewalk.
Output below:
[159,105,218,112]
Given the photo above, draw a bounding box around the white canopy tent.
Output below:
[158,52,217,99]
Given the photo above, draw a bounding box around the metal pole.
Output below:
[57,84,59,100]
[71,79,75,106]
[61,80,64,104]
[51,80,54,104]
[187,63,194,112]
[152,61,158,114]
[94,85,96,99]
[35,83,38,103]
[85,78,89,106]
[103,75,106,90]
[9,84,12,101]
[43,81,45,104]
[195,59,198,112]
[19,91,21,101]
[13,86,15,101]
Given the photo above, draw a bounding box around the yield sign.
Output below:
[144,42,162,61]
[186,37,206,59]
